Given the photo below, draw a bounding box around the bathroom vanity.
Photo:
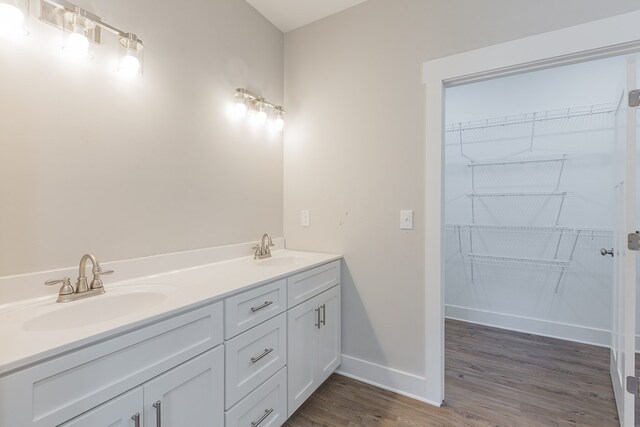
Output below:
[0,248,341,427]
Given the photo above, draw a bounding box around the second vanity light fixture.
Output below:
[234,88,285,131]
[6,0,144,76]
[40,0,144,76]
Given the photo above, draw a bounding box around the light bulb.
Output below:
[234,92,248,118]
[63,25,90,59]
[234,102,247,118]
[252,100,268,125]
[118,50,141,77]
[256,109,267,125]
[273,109,285,131]
[274,116,284,131]
[0,1,24,35]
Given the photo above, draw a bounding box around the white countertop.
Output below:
[1,249,341,376]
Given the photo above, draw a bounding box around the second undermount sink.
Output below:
[255,254,312,267]
[22,285,172,332]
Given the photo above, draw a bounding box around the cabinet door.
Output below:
[287,295,320,417]
[317,285,341,384]
[61,387,143,427]
[144,347,223,427]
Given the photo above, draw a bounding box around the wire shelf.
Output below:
[446,223,612,237]
[468,191,567,198]
[467,154,568,168]
[444,102,616,159]
[445,102,616,134]
[465,253,570,271]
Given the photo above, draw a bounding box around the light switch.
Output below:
[301,210,310,227]
[400,210,414,230]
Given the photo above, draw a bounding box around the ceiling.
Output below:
[246,0,368,33]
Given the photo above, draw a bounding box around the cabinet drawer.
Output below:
[225,279,287,339]
[287,260,340,308]
[225,313,287,409]
[0,302,223,427]
[225,367,287,427]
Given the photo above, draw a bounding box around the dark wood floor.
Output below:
[284,319,621,426]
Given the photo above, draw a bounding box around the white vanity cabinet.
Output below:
[0,302,224,427]
[287,262,341,417]
[0,255,342,427]
[225,259,342,424]
[61,347,224,427]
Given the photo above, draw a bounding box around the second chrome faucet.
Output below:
[252,233,275,260]
[45,253,114,303]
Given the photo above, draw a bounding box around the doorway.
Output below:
[422,12,640,426]
[442,55,631,426]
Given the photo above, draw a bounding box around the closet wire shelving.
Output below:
[445,102,616,292]
[446,224,613,292]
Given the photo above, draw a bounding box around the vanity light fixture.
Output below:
[40,0,144,75]
[233,88,285,131]
[0,0,28,37]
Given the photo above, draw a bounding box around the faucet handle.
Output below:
[45,277,71,286]
[92,264,114,276]
[45,277,75,297]
[90,267,113,291]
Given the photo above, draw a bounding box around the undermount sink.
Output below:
[22,286,171,332]
[256,255,311,267]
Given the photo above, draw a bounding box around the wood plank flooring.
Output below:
[284,319,620,426]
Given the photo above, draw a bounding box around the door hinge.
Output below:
[629,232,640,251]
[630,90,640,108]
[627,376,639,395]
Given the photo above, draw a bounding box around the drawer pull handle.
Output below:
[251,408,274,427]
[315,307,321,329]
[321,304,326,326]
[131,413,140,427]
[251,301,274,312]
[153,400,162,427]
[251,348,274,363]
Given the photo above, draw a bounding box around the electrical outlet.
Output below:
[301,210,310,227]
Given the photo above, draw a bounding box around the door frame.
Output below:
[422,11,640,405]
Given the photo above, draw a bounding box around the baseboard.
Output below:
[336,354,441,407]
[446,305,612,348]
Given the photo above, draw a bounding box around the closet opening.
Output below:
[442,54,637,425]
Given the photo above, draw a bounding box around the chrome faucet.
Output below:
[45,253,114,303]
[252,233,275,260]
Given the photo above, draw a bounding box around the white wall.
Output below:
[283,0,640,398]
[444,57,622,346]
[0,0,284,275]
